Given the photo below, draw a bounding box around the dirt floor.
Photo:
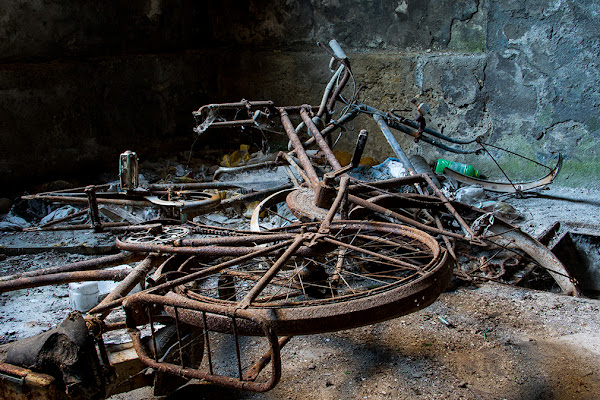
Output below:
[1,186,599,400]
[110,281,600,400]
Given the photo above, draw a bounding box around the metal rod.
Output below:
[319,176,349,233]
[28,221,129,231]
[327,64,351,112]
[85,186,102,230]
[238,235,305,308]
[279,108,320,188]
[173,306,185,368]
[92,239,296,314]
[435,215,457,263]
[90,254,164,317]
[279,152,310,184]
[148,307,158,361]
[373,113,416,175]
[0,268,132,293]
[202,311,213,375]
[176,232,297,247]
[193,100,275,116]
[243,336,292,382]
[232,317,243,381]
[28,194,152,207]
[421,173,478,239]
[0,251,144,282]
[347,194,466,240]
[289,107,360,157]
[147,182,243,191]
[300,106,342,171]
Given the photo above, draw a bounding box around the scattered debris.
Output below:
[538,221,600,299]
[0,39,589,400]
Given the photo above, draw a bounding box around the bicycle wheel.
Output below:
[141,220,452,336]
[348,194,577,295]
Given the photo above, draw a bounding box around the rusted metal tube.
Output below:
[290,107,361,157]
[147,182,243,191]
[243,336,292,382]
[128,321,281,392]
[348,175,427,192]
[117,241,287,257]
[348,194,466,240]
[85,185,101,230]
[435,215,457,263]
[218,184,293,208]
[102,223,163,233]
[175,233,297,247]
[421,173,477,239]
[279,108,320,189]
[90,254,164,316]
[0,269,132,293]
[193,100,275,116]
[26,194,152,207]
[93,239,296,314]
[201,119,256,128]
[278,152,310,184]
[0,361,33,378]
[299,106,342,171]
[319,176,349,233]
[20,183,112,198]
[0,252,145,282]
[0,361,58,391]
[238,235,305,308]
[27,221,130,231]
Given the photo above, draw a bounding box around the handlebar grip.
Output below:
[329,39,348,61]
[350,130,369,168]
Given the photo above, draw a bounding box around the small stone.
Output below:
[458,381,468,388]
[308,363,316,370]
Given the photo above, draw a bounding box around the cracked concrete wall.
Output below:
[1,0,598,195]
[483,0,600,185]
[213,0,598,186]
[0,1,216,195]
[208,0,483,51]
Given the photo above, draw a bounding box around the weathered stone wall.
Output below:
[1,0,598,195]
[0,1,216,194]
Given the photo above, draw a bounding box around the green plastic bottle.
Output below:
[435,159,481,178]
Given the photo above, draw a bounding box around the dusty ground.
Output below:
[1,186,599,400]
[111,281,599,400]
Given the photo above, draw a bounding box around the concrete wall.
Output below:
[1,0,598,196]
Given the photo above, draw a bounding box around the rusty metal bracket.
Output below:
[124,292,282,392]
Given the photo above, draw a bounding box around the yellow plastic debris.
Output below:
[220,144,252,167]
